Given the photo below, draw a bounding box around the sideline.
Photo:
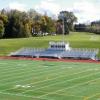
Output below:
[0,56,100,64]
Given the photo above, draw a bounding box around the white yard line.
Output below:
[86,92,100,100]
[0,61,71,80]
[39,77,100,98]
[0,64,51,77]
[0,65,74,86]
[54,93,84,98]
[0,60,97,82]
[0,66,26,73]
[0,68,32,79]
[20,69,100,94]
[0,91,46,100]
[0,64,66,83]
[1,61,89,84]
[1,67,94,92]
[0,70,36,83]
[0,63,32,71]
[0,62,55,75]
[0,61,95,78]
[1,73,100,100]
[0,65,38,76]
[2,68,99,94]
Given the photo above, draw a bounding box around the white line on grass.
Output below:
[0,64,40,76]
[39,77,100,98]
[86,92,100,100]
[0,65,74,86]
[0,61,57,75]
[0,61,96,78]
[3,68,99,94]
[1,61,91,85]
[0,63,54,78]
[0,63,31,72]
[0,67,34,79]
[0,91,46,100]
[0,63,68,83]
[21,71,100,94]
[1,75,100,100]
[54,93,84,98]
[0,63,75,86]
[0,61,72,82]
[1,67,95,92]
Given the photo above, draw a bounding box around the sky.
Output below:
[0,0,100,23]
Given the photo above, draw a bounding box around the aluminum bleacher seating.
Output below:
[10,42,99,60]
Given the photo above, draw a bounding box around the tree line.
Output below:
[0,9,77,38]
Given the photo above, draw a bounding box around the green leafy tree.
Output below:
[58,11,77,34]
[41,15,56,35]
[32,15,42,35]
[4,10,32,38]
[0,13,8,38]
[0,20,4,38]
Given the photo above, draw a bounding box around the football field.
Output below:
[0,59,100,100]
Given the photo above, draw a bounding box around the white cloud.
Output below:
[71,0,100,23]
[46,0,55,1]
[6,0,100,23]
[9,2,27,11]
[35,0,61,16]
[35,0,100,23]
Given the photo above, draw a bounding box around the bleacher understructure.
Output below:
[10,42,99,60]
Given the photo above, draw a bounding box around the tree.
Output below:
[41,15,56,35]
[0,9,56,38]
[58,11,77,34]
[56,19,63,34]
[0,13,8,38]
[32,13,56,36]
[4,10,32,38]
[0,20,4,38]
[32,15,42,36]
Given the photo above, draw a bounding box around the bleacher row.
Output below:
[10,48,99,60]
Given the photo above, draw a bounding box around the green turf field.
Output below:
[0,32,100,57]
[0,59,100,100]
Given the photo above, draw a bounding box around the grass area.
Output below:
[0,32,100,57]
[0,59,100,100]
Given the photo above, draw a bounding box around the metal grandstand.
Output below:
[10,42,99,60]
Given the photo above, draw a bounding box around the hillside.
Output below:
[0,32,100,57]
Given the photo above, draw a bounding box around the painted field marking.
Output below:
[1,77,100,100]
[86,92,100,100]
[14,69,100,94]
[0,62,55,78]
[39,76,100,98]
[0,60,98,81]
[0,62,69,83]
[1,67,95,92]
[54,92,84,98]
[90,36,100,41]
[0,67,35,79]
[0,61,74,79]
[0,91,45,100]
[0,62,77,86]
[0,61,91,85]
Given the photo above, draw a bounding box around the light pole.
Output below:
[62,18,65,42]
[59,13,65,43]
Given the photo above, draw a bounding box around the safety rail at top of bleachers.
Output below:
[9,48,45,56]
[72,48,99,53]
